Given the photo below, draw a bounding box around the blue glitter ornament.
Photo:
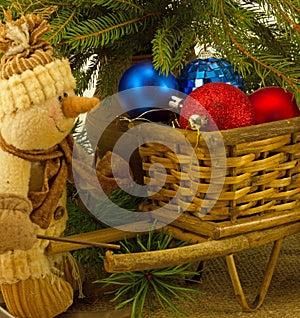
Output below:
[177,57,245,95]
[118,61,179,118]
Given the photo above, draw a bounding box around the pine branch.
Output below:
[0,0,299,102]
[61,11,155,51]
[219,0,300,98]
[171,29,196,73]
[268,0,300,34]
[151,16,178,74]
[48,5,77,43]
[90,0,146,13]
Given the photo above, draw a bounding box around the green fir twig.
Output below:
[97,230,203,318]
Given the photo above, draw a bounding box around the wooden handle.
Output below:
[37,234,120,250]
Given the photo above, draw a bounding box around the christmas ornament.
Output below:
[177,57,245,95]
[249,87,300,124]
[118,61,178,119]
[179,82,255,131]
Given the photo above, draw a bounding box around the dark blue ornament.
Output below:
[177,57,245,95]
[118,61,179,119]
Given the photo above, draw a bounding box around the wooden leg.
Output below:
[225,238,284,311]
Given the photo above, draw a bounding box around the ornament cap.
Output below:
[169,95,183,109]
[188,114,208,130]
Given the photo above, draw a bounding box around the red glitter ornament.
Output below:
[179,82,255,131]
[249,87,300,124]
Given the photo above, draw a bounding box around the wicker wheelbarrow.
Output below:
[100,115,300,312]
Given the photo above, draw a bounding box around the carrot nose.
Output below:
[62,96,100,118]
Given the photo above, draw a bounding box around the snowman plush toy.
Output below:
[0,12,99,318]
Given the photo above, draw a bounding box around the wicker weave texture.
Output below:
[138,117,300,222]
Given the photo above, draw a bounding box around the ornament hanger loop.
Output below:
[119,107,171,124]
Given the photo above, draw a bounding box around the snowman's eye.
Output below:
[58,93,68,103]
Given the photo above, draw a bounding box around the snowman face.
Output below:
[0,89,76,150]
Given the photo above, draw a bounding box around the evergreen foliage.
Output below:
[98,229,202,318]
[0,0,299,103]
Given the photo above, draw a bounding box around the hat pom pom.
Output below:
[0,12,54,79]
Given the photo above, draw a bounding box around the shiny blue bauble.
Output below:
[118,61,179,119]
[177,57,245,95]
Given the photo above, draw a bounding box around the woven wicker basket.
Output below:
[132,116,300,239]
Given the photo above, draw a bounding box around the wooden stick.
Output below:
[104,221,300,273]
[37,234,121,250]
[46,221,152,255]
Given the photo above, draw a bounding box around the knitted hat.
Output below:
[0,12,76,118]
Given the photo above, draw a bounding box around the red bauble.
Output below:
[179,82,255,131]
[249,87,300,124]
